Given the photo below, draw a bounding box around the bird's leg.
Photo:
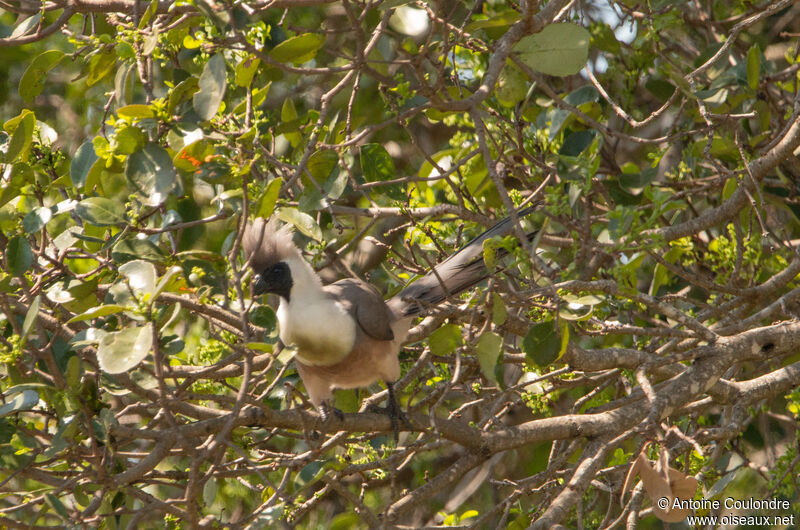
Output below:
[385,382,410,443]
[319,399,344,422]
[366,382,410,442]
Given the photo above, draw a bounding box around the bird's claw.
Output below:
[319,401,344,422]
[373,382,410,444]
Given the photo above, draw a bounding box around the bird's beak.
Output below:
[253,273,268,296]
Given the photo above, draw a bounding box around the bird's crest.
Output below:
[243,217,298,271]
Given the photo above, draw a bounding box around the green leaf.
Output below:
[619,167,657,195]
[483,239,497,270]
[233,82,271,114]
[590,22,621,54]
[258,178,283,218]
[71,141,99,189]
[7,236,33,276]
[307,149,338,183]
[167,76,199,115]
[492,292,507,325]
[705,468,739,499]
[235,55,261,87]
[560,130,596,157]
[496,62,528,107]
[22,206,52,233]
[269,33,325,64]
[87,49,117,87]
[522,320,567,367]
[96,323,153,374]
[324,169,348,200]
[360,143,395,182]
[119,260,158,299]
[464,10,520,33]
[117,104,156,120]
[429,324,463,356]
[115,62,136,105]
[193,54,227,121]
[138,0,159,29]
[75,197,126,226]
[246,342,274,353]
[112,237,165,263]
[44,493,70,522]
[21,295,40,341]
[514,23,590,77]
[0,389,39,418]
[152,265,182,299]
[67,304,127,323]
[126,143,179,206]
[116,126,146,155]
[4,110,36,163]
[277,207,322,241]
[280,99,301,147]
[19,50,65,103]
[747,44,761,90]
[645,77,676,101]
[722,177,738,201]
[9,13,41,39]
[203,478,218,506]
[476,331,503,384]
[0,163,29,208]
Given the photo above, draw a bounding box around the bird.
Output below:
[243,206,538,439]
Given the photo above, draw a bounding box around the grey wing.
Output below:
[325,278,395,341]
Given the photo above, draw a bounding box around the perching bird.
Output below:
[243,206,538,436]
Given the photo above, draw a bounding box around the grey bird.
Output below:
[243,207,538,436]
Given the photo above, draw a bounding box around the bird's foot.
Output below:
[319,400,344,422]
[368,382,411,444]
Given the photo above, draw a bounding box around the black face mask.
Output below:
[253,261,293,301]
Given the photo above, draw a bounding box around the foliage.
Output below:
[2,0,800,527]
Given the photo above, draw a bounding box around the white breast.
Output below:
[277,295,357,366]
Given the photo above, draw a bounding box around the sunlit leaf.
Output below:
[747,44,761,90]
[514,23,590,77]
[118,104,156,120]
[269,33,325,64]
[235,55,261,87]
[22,206,52,233]
[0,389,39,418]
[21,295,40,340]
[277,207,322,241]
[307,149,338,183]
[87,49,117,86]
[75,197,126,226]
[496,62,528,107]
[67,304,127,323]
[96,323,153,374]
[429,324,463,356]
[476,331,503,384]
[9,13,40,39]
[119,260,157,298]
[258,178,283,218]
[126,143,179,206]
[193,54,227,121]
[19,50,64,103]
[4,109,35,163]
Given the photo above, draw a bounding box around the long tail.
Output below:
[389,205,540,317]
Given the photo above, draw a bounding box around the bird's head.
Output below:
[243,217,298,300]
